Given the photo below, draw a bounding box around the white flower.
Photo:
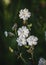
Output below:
[16,36,27,46]
[17,26,29,38]
[4,31,8,37]
[19,8,31,20]
[27,35,38,46]
[38,58,46,65]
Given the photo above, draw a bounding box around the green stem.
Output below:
[31,45,34,60]
[20,53,27,64]
[23,20,28,25]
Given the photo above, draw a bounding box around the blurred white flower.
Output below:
[38,58,46,65]
[4,31,8,37]
[27,35,38,46]
[16,36,27,46]
[3,0,11,5]
[17,26,29,38]
[19,8,31,20]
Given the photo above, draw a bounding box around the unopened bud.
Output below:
[12,23,17,31]
[9,47,14,53]
[8,32,15,37]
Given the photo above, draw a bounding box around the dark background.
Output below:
[0,0,46,65]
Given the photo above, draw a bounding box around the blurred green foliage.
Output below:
[0,0,46,65]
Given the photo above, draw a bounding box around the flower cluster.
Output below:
[16,26,38,46]
[19,8,31,21]
[4,8,39,64]
[4,8,38,47]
